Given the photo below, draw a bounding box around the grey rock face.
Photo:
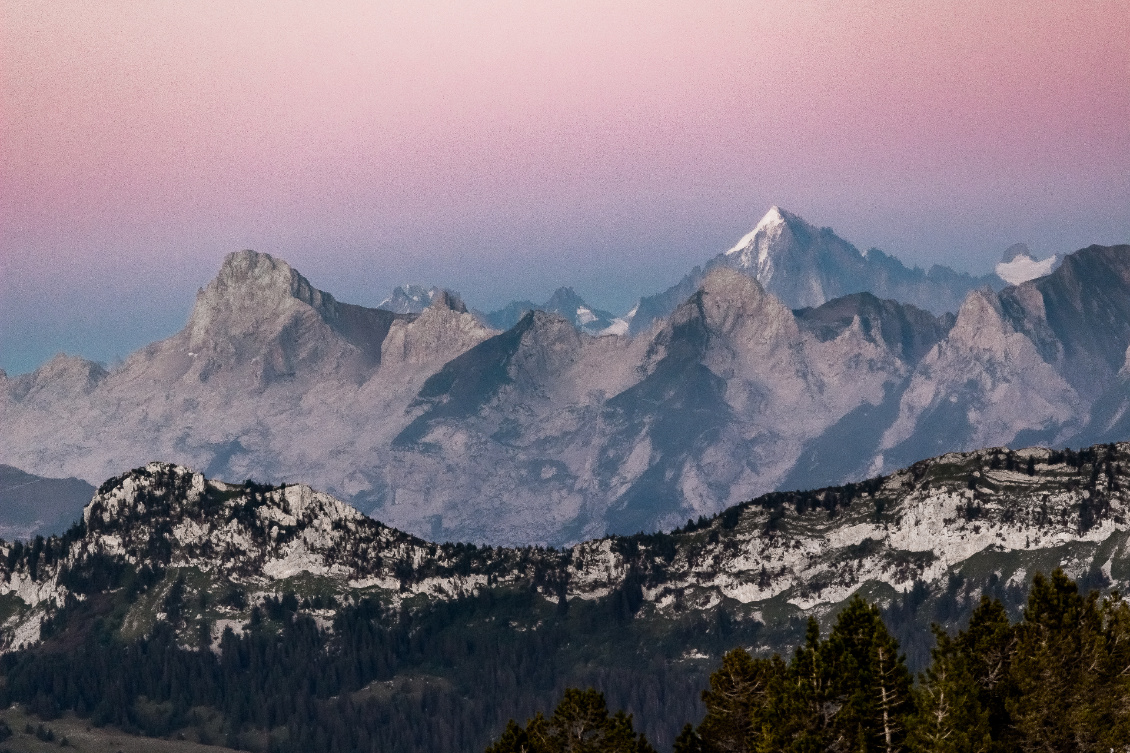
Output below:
[876,245,1130,473]
[378,284,444,314]
[3,244,1129,546]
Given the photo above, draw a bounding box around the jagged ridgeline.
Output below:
[1,443,1129,752]
[6,217,1124,548]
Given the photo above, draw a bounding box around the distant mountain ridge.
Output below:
[0,466,94,540]
[377,284,444,314]
[0,224,1126,545]
[474,286,622,335]
[628,207,1002,334]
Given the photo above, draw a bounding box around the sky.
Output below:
[2,0,1129,375]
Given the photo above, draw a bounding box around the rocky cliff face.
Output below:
[1,244,1128,546]
[877,244,1130,471]
[2,445,1127,659]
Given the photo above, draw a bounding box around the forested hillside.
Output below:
[486,571,1130,753]
[0,443,1128,750]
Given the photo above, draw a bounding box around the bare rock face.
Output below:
[183,250,406,385]
[877,289,1083,470]
[3,243,1130,546]
[381,291,494,368]
[378,284,443,314]
[5,354,107,405]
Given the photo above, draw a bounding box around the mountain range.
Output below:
[0,208,1124,546]
[0,443,1126,749]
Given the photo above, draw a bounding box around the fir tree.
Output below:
[1008,569,1130,753]
[820,597,915,753]
[906,627,992,753]
[484,688,655,753]
[954,596,1016,749]
[695,648,785,753]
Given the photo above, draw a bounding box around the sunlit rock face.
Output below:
[2,240,1130,546]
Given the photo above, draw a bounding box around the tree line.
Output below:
[486,569,1130,753]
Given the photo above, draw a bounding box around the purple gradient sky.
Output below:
[2,1,1129,375]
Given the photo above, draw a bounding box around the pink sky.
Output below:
[2,0,1129,373]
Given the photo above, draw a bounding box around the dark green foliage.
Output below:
[678,600,914,753]
[695,647,786,752]
[677,571,1130,753]
[1007,570,1130,752]
[906,627,992,753]
[485,688,655,753]
[0,584,746,753]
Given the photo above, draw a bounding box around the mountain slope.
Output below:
[877,244,1130,470]
[0,250,494,507]
[0,465,95,540]
[1,444,1128,750]
[383,268,940,542]
[2,244,1128,546]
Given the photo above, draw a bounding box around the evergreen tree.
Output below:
[484,688,655,753]
[695,648,786,753]
[774,617,836,751]
[906,627,991,753]
[1008,569,1130,753]
[953,596,1016,749]
[819,597,915,753]
[686,602,915,753]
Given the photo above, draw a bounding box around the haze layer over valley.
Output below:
[2,208,1126,546]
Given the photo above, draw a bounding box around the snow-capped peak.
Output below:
[995,244,1060,286]
[725,206,787,257]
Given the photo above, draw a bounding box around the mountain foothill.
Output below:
[0,207,1124,547]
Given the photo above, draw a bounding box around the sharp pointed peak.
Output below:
[725,206,808,256]
[545,286,584,307]
[759,205,786,227]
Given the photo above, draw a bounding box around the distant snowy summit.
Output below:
[378,284,446,314]
[378,208,1053,339]
[995,243,1061,286]
[627,206,1002,334]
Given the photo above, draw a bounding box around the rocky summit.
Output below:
[0,213,1126,546]
[626,206,1001,334]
